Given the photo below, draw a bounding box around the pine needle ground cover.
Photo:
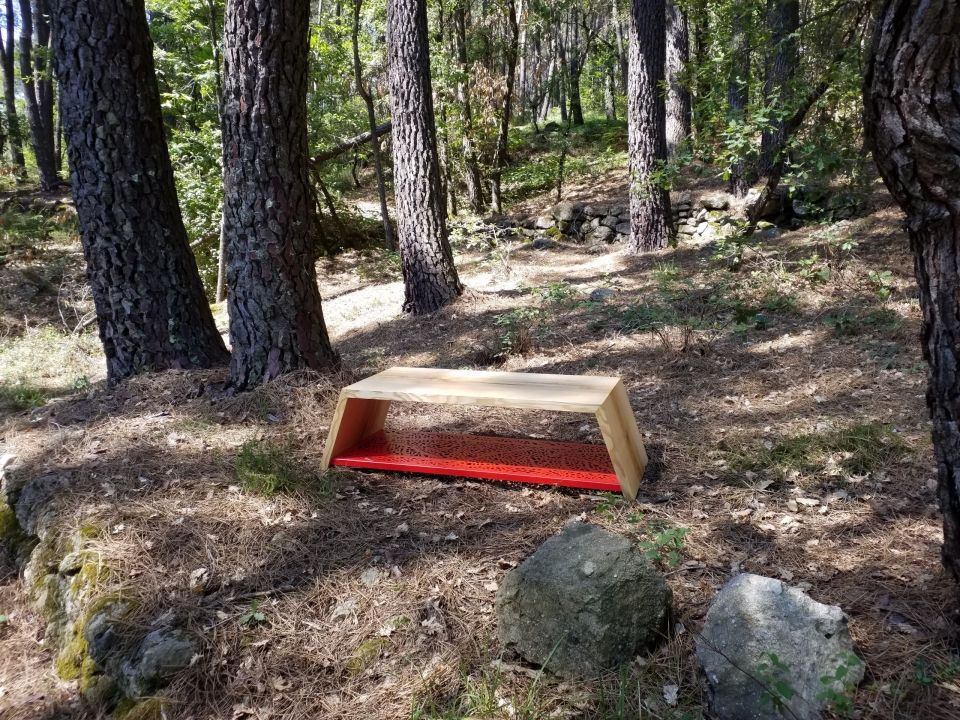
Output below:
[0,179,955,719]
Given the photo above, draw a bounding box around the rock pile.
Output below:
[672,191,739,242]
[521,201,632,244]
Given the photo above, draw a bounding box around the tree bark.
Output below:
[222,0,339,388]
[627,0,671,252]
[207,0,229,305]
[353,0,395,250]
[567,8,584,126]
[2,0,24,173]
[454,4,485,214]
[864,0,960,583]
[727,4,754,196]
[758,0,799,176]
[665,0,691,156]
[490,0,519,215]
[386,0,462,314]
[53,0,228,382]
[19,0,59,189]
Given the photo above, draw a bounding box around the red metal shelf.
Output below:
[331,430,620,493]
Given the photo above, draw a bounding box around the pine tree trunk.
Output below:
[490,0,518,215]
[2,0,23,173]
[19,0,59,189]
[353,0,394,250]
[387,0,462,314]
[221,0,339,388]
[627,0,671,252]
[665,0,691,156]
[53,0,228,382]
[864,0,960,582]
[454,6,484,213]
[727,5,754,196]
[758,0,799,176]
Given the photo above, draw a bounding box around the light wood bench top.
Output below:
[341,367,622,413]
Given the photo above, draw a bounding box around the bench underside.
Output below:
[331,429,621,493]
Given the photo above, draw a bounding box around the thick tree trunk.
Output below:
[567,9,584,126]
[490,0,518,215]
[758,0,799,176]
[665,0,691,155]
[222,0,339,388]
[627,0,671,252]
[727,5,754,197]
[353,0,395,250]
[864,0,960,583]
[454,5,484,214]
[53,0,228,382]
[2,0,23,173]
[387,0,462,314]
[19,0,59,189]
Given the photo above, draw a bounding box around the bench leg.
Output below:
[595,382,647,500]
[321,395,392,470]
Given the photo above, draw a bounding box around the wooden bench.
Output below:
[320,367,647,499]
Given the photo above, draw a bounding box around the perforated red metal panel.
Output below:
[331,430,621,493]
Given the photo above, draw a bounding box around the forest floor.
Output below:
[1,159,959,719]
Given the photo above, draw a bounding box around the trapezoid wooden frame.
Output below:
[319,367,648,500]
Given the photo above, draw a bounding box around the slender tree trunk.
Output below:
[207,0,229,304]
[690,0,707,140]
[490,0,518,215]
[19,0,59,189]
[53,0,228,382]
[758,0,799,176]
[2,0,23,173]
[567,9,584,126]
[454,5,484,213]
[627,0,671,252]
[864,0,960,583]
[387,0,462,314]
[353,0,395,249]
[604,62,617,121]
[222,0,339,388]
[727,5,754,196]
[665,0,691,155]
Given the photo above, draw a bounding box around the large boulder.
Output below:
[496,522,672,679]
[697,574,864,720]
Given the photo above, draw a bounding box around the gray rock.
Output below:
[676,190,693,205]
[535,214,555,230]
[700,193,730,211]
[697,574,864,720]
[614,221,631,235]
[601,215,619,229]
[587,217,600,230]
[589,287,616,302]
[531,237,558,250]
[557,219,572,233]
[608,205,625,216]
[587,225,614,244]
[552,201,577,222]
[122,628,197,696]
[496,522,671,679]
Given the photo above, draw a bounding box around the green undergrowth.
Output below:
[236,439,333,497]
[721,421,911,484]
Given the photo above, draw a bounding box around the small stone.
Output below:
[615,221,631,235]
[700,193,730,211]
[589,287,616,302]
[601,215,618,229]
[587,225,614,244]
[531,237,557,250]
[552,201,578,222]
[535,215,555,229]
[609,205,625,216]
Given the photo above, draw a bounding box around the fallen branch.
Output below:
[311,121,392,167]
